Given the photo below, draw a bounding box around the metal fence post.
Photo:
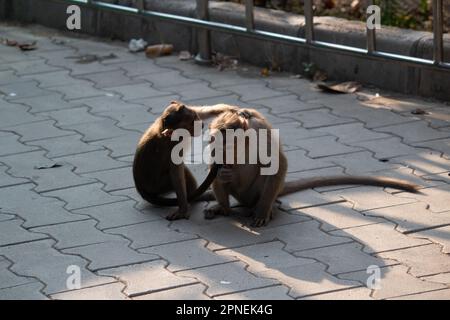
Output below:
[366,0,376,53]
[245,0,255,31]
[304,0,314,43]
[195,0,212,65]
[433,0,444,64]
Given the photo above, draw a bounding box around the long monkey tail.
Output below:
[279,176,421,197]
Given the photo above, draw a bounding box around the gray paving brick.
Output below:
[27,134,103,158]
[0,282,48,300]
[32,219,122,250]
[216,285,293,300]
[392,152,450,176]
[409,226,450,254]
[289,108,357,129]
[73,200,159,230]
[0,81,51,100]
[284,149,334,173]
[296,242,395,275]
[4,120,72,142]
[299,287,373,300]
[106,83,172,101]
[75,70,145,89]
[0,240,114,294]
[48,83,108,101]
[0,219,49,247]
[279,121,327,148]
[65,118,132,142]
[339,265,445,300]
[189,70,258,89]
[51,282,127,300]
[82,167,133,192]
[134,70,198,88]
[0,132,39,156]
[0,101,46,128]
[41,106,104,126]
[172,82,231,101]
[56,150,128,174]
[0,70,26,85]
[134,283,210,300]
[299,202,384,232]
[109,59,169,77]
[90,133,141,157]
[255,94,322,114]
[98,106,157,128]
[396,184,450,213]
[267,220,353,252]
[324,151,403,174]
[14,94,81,113]
[0,259,37,289]
[401,107,450,129]
[350,137,422,159]
[99,260,197,297]
[331,222,430,254]
[375,121,450,143]
[312,122,391,144]
[389,288,450,300]
[0,151,95,193]
[22,70,83,88]
[44,183,127,210]
[278,189,343,211]
[177,261,279,297]
[0,164,28,187]
[422,273,450,285]
[64,240,159,271]
[221,82,284,102]
[108,219,197,249]
[0,184,87,228]
[296,135,364,158]
[413,138,450,160]
[378,244,450,277]
[140,239,236,272]
[7,59,62,75]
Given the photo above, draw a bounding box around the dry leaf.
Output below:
[145,44,173,58]
[313,70,328,82]
[317,81,361,94]
[261,67,270,77]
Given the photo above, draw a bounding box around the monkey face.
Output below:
[161,101,201,137]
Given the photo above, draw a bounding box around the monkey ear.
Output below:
[170,100,181,105]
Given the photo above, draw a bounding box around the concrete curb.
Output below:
[1,0,449,100]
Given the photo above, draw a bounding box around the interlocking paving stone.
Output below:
[188,70,259,89]
[378,244,450,277]
[364,202,450,234]
[177,261,279,297]
[279,121,327,147]
[323,151,402,174]
[392,152,450,176]
[294,136,364,158]
[64,118,132,142]
[331,222,430,254]
[0,259,37,289]
[134,70,198,88]
[413,138,450,160]
[40,106,106,126]
[324,186,416,212]
[221,82,285,102]
[109,59,169,77]
[90,132,141,158]
[4,120,72,142]
[284,149,334,173]
[311,123,391,144]
[395,184,450,213]
[0,132,37,156]
[51,282,127,300]
[389,288,450,300]
[73,200,159,230]
[0,184,87,228]
[47,83,108,101]
[374,167,439,193]
[299,287,373,300]
[350,137,422,159]
[0,165,28,187]
[375,121,450,143]
[339,265,446,300]
[75,70,145,89]
[254,94,322,114]
[0,219,49,247]
[0,282,48,300]
[108,220,198,249]
[32,219,123,250]
[56,150,128,174]
[0,150,95,192]
[216,286,293,300]
[290,108,357,129]
[64,240,159,271]
[298,202,384,232]
[0,102,46,128]
[13,94,81,113]
[134,283,210,300]
[362,95,440,113]
[295,242,395,275]
[83,166,133,191]
[401,107,450,129]
[278,189,343,211]
[7,59,62,76]
[171,82,231,101]
[43,183,128,210]
[77,95,149,114]
[266,220,353,252]
[22,70,83,88]
[99,260,198,297]
[422,273,450,285]
[0,240,114,294]
[0,81,51,100]
[27,134,103,158]
[0,70,26,85]
[140,239,236,272]
[106,83,172,101]
[409,226,450,254]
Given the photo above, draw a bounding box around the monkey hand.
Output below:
[251,217,270,228]
[204,205,231,220]
[166,208,189,221]
[217,166,234,183]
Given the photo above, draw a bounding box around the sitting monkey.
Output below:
[133,101,238,220]
[205,108,419,227]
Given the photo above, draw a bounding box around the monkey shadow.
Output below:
[161,198,396,299]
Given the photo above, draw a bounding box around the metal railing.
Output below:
[52,0,449,71]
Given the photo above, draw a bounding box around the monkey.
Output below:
[204,108,420,227]
[133,101,238,221]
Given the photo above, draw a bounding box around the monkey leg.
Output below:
[166,163,191,221]
[204,180,231,219]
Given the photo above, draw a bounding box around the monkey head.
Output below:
[160,101,201,137]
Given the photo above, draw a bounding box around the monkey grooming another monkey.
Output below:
[205,108,420,227]
[133,101,237,221]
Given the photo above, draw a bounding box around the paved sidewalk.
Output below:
[0,24,449,300]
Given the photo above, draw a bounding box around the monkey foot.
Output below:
[204,206,230,220]
[166,210,189,221]
[251,218,269,228]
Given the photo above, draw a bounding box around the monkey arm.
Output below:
[190,104,239,120]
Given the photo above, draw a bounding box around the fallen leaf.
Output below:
[411,108,429,115]
[261,67,270,77]
[35,163,63,170]
[145,44,174,58]
[317,81,361,94]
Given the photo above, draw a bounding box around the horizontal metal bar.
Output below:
[51,0,450,71]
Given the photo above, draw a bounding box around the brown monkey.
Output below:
[205,108,420,227]
[133,101,238,221]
